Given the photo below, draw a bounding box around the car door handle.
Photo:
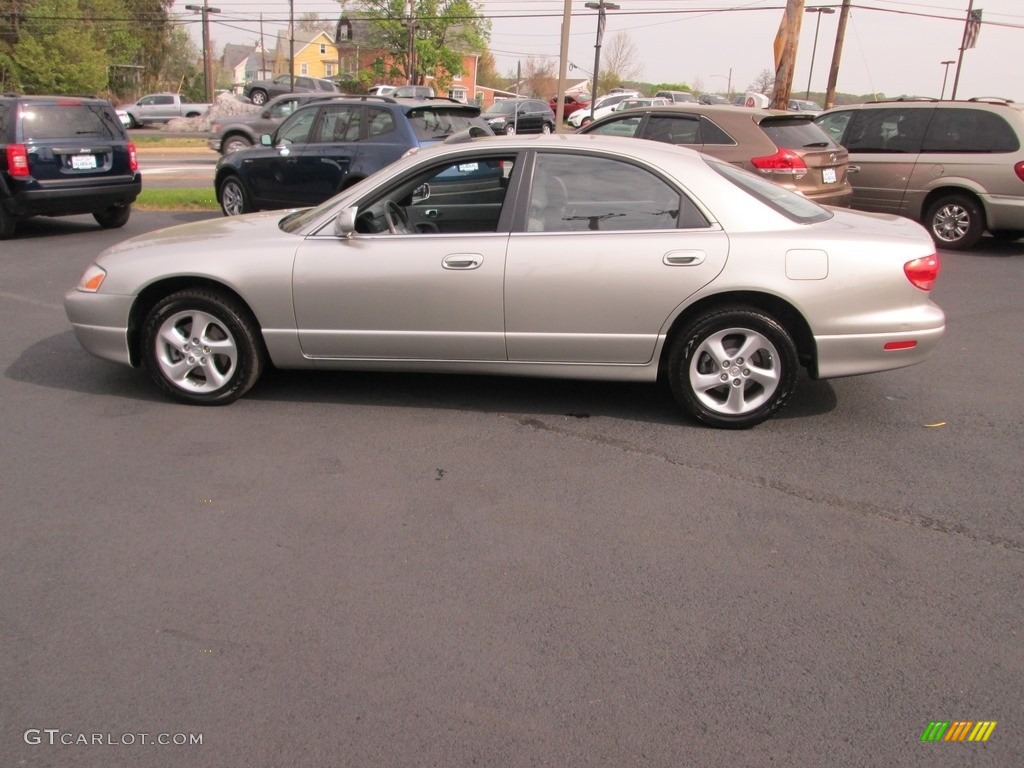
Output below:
[424,209,439,218]
[663,250,706,266]
[848,165,861,173]
[442,254,483,270]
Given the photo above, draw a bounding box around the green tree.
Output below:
[158,21,202,98]
[354,0,489,89]
[13,0,111,93]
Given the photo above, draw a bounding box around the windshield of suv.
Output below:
[407,108,486,141]
[21,103,122,140]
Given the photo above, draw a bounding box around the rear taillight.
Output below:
[750,148,807,174]
[128,141,138,172]
[6,144,29,177]
[904,254,940,291]
[1014,161,1024,182]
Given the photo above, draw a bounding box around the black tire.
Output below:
[925,193,985,250]
[222,134,252,153]
[126,113,139,129]
[250,90,268,106]
[667,308,799,429]
[504,124,516,136]
[93,204,131,229]
[141,289,264,405]
[541,122,553,134]
[0,205,15,239]
[580,116,593,126]
[218,175,253,216]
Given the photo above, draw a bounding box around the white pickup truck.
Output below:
[123,93,211,128]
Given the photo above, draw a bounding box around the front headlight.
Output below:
[77,264,107,292]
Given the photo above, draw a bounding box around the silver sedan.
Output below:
[65,135,945,428]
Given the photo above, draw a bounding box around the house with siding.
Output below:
[273,30,342,81]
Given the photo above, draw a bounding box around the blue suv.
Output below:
[0,94,141,239]
[215,96,492,216]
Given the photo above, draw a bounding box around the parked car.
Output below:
[393,85,435,99]
[122,93,211,127]
[215,96,492,215]
[789,99,823,115]
[550,94,591,120]
[367,84,397,96]
[815,97,1024,249]
[656,90,698,104]
[66,135,944,428]
[566,91,642,128]
[699,93,732,105]
[207,92,336,153]
[0,94,141,239]
[243,75,339,106]
[481,99,556,135]
[580,104,853,208]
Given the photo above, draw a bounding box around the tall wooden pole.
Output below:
[771,0,804,109]
[823,0,851,109]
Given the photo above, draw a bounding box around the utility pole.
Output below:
[940,60,955,99]
[823,0,851,109]
[770,0,804,110]
[289,0,295,92]
[584,0,620,121]
[951,0,977,100]
[555,0,572,132]
[185,0,221,103]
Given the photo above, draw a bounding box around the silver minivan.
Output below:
[815,98,1024,249]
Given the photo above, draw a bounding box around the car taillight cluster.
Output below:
[904,254,940,291]
[1014,161,1024,182]
[750,148,807,174]
[6,144,29,177]
[128,141,139,173]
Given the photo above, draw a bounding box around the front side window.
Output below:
[845,107,931,153]
[587,115,643,138]
[815,110,852,144]
[527,153,700,232]
[319,106,361,142]
[353,155,518,235]
[276,108,318,144]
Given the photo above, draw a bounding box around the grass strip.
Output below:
[136,188,219,211]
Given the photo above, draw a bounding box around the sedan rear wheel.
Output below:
[219,176,253,216]
[667,308,798,429]
[925,193,984,250]
[142,289,264,405]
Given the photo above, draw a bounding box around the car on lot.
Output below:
[207,92,336,153]
[550,94,591,120]
[65,134,944,429]
[815,97,1024,249]
[0,94,141,239]
[121,92,211,127]
[567,91,642,128]
[482,99,556,135]
[243,75,339,105]
[789,99,823,115]
[699,94,731,105]
[214,96,492,216]
[580,104,852,207]
[656,90,699,104]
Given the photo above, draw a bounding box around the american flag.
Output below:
[963,8,983,49]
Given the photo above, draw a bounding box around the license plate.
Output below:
[72,154,97,170]
[823,167,837,184]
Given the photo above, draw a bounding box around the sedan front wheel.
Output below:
[667,308,798,429]
[142,289,264,405]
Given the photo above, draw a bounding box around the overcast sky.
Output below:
[179,1,1024,100]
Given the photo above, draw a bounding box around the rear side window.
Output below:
[922,108,1020,152]
[406,108,484,141]
[758,118,838,149]
[20,104,121,141]
[700,117,735,145]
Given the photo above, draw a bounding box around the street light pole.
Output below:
[940,60,955,99]
[804,6,835,101]
[185,0,221,103]
[584,0,619,121]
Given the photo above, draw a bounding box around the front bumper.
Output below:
[64,290,136,367]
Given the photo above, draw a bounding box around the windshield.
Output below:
[484,101,518,116]
[407,108,487,141]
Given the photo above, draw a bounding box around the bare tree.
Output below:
[749,68,774,95]
[602,32,641,84]
[522,57,556,99]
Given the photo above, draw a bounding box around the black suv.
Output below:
[215,96,492,216]
[243,75,339,106]
[0,94,141,239]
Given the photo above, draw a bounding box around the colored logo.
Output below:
[920,721,997,742]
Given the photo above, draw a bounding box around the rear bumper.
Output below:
[814,310,946,379]
[5,176,141,217]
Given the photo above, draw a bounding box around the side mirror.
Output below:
[260,134,273,146]
[412,183,430,203]
[335,206,358,238]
